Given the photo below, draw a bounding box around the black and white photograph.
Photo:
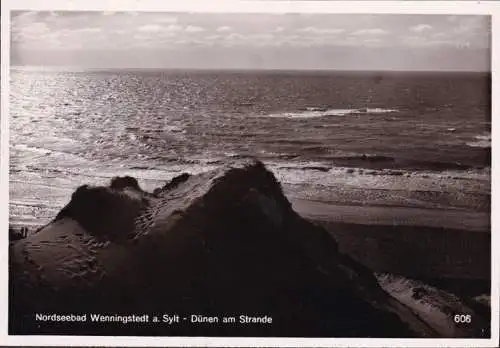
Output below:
[3,0,498,345]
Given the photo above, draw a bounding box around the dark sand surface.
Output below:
[291,199,490,282]
[291,199,490,232]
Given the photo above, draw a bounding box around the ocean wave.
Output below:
[264,107,398,119]
[11,143,91,165]
[125,125,184,133]
[268,162,491,211]
[11,144,52,156]
[316,153,482,171]
[466,133,491,148]
[212,149,488,173]
[278,165,331,172]
[271,161,489,182]
[257,148,483,172]
[10,156,491,229]
[10,199,63,209]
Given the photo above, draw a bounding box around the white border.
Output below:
[1,1,499,347]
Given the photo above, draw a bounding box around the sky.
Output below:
[10,11,491,71]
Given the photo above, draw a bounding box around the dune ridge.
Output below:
[8,159,487,337]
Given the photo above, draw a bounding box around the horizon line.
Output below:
[10,65,492,73]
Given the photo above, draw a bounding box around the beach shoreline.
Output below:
[288,198,491,281]
[290,198,490,232]
[8,161,491,338]
[11,195,491,281]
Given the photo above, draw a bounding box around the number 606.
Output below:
[454,314,472,323]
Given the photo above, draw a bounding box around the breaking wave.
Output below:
[466,133,491,148]
[264,107,398,119]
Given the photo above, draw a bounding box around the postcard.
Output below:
[1,1,498,346]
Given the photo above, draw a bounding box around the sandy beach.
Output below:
[291,198,490,232]
[8,161,491,338]
[290,199,490,283]
[11,194,490,283]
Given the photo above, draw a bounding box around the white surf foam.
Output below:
[264,107,398,119]
[366,107,399,113]
[267,161,489,193]
[466,133,491,148]
[11,143,91,166]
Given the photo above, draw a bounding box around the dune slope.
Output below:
[11,160,451,337]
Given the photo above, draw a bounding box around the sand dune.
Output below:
[9,160,489,337]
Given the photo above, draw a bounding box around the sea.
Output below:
[9,67,491,227]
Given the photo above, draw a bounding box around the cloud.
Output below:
[166,24,183,32]
[12,21,51,43]
[351,28,389,36]
[75,27,101,33]
[297,27,345,35]
[452,16,489,35]
[443,15,490,49]
[364,38,382,44]
[13,23,109,50]
[410,24,432,33]
[185,25,205,33]
[205,35,223,40]
[225,33,245,41]
[401,35,462,49]
[215,31,387,49]
[216,26,232,32]
[138,24,163,32]
[11,12,489,59]
[251,34,274,40]
[21,22,50,35]
[154,16,178,24]
[431,32,447,39]
[12,11,38,23]
[218,32,278,47]
[136,23,182,34]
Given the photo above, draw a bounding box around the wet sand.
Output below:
[290,199,490,281]
[290,198,490,232]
